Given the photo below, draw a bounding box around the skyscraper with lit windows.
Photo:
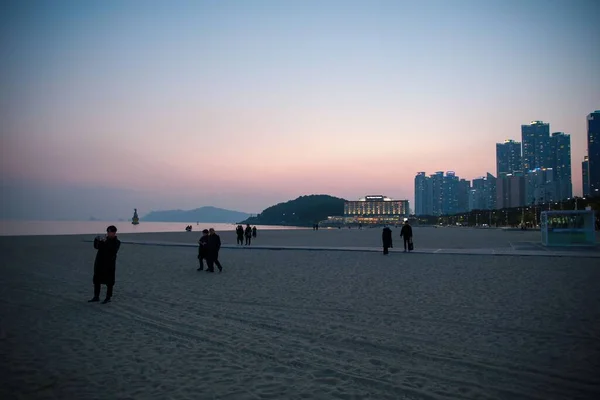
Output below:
[549,132,572,200]
[587,111,600,197]
[522,121,550,171]
[582,156,590,197]
[496,139,522,176]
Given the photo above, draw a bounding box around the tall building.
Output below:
[485,173,497,210]
[496,139,522,176]
[414,172,470,216]
[344,195,409,224]
[468,173,496,210]
[522,121,551,171]
[414,172,432,215]
[582,156,590,197]
[442,171,460,215]
[431,171,444,216]
[525,168,557,205]
[588,111,600,197]
[496,172,526,209]
[457,179,471,213]
[549,132,572,200]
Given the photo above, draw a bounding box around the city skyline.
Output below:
[1,0,599,220]
[414,116,579,216]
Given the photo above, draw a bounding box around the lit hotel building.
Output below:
[344,195,410,224]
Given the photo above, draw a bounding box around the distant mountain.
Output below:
[239,194,346,227]
[142,206,251,223]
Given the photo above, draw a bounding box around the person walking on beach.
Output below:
[382,226,392,255]
[206,228,223,273]
[252,226,257,238]
[236,224,244,245]
[400,220,413,252]
[244,224,252,245]
[89,225,121,304]
[197,229,209,271]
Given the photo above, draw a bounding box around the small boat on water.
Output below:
[132,208,140,225]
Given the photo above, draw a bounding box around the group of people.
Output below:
[89,221,414,304]
[382,220,414,255]
[236,224,257,245]
[88,225,226,304]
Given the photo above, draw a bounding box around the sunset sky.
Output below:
[1,0,599,220]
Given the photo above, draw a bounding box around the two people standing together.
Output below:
[236,224,257,246]
[382,220,414,255]
[198,228,223,273]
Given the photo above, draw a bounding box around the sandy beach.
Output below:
[1,229,600,399]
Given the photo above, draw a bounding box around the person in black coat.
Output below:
[197,229,209,271]
[400,221,413,252]
[382,226,393,255]
[89,225,121,304]
[252,226,257,238]
[244,224,252,245]
[206,228,223,273]
[236,225,244,245]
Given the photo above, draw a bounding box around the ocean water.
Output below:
[0,220,304,236]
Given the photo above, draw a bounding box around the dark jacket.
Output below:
[93,236,121,285]
[198,235,209,258]
[207,233,221,256]
[244,226,252,238]
[382,227,392,247]
[252,227,257,237]
[236,226,244,237]
[400,224,413,239]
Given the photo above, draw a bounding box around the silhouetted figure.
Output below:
[185,225,192,232]
[206,228,223,273]
[252,226,257,238]
[89,225,121,304]
[382,226,392,255]
[400,221,413,252]
[236,224,244,245]
[197,229,209,271]
[244,224,252,245]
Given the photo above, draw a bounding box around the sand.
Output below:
[1,231,600,400]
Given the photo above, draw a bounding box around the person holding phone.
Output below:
[89,225,121,303]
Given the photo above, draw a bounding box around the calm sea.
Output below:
[0,220,304,236]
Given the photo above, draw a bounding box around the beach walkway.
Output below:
[96,239,600,258]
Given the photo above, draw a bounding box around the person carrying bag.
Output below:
[400,220,413,253]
